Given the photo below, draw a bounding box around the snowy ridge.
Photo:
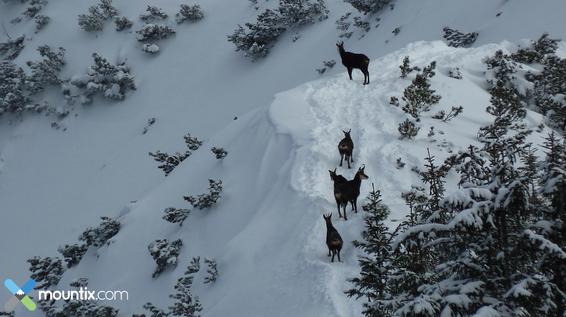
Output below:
[31,41,551,317]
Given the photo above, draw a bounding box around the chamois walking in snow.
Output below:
[338,129,354,169]
[323,213,343,262]
[336,41,370,85]
[332,165,369,220]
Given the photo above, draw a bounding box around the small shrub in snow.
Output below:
[47,279,119,317]
[184,179,223,210]
[389,96,399,107]
[211,147,228,159]
[114,16,133,31]
[69,53,135,104]
[344,0,391,14]
[142,43,160,54]
[184,133,203,150]
[401,61,441,119]
[399,56,420,78]
[136,23,175,42]
[176,4,204,24]
[442,26,478,48]
[227,9,285,60]
[277,0,328,26]
[398,118,419,139]
[392,26,400,36]
[149,150,190,176]
[79,216,121,247]
[352,16,370,33]
[78,0,118,32]
[148,239,183,278]
[188,256,200,274]
[27,256,64,289]
[140,6,168,22]
[57,243,88,268]
[34,14,50,31]
[26,45,65,94]
[228,0,327,60]
[142,117,156,134]
[396,157,405,169]
[142,303,169,317]
[0,61,29,115]
[22,4,41,18]
[162,207,191,226]
[0,35,25,60]
[511,33,559,64]
[316,59,336,74]
[204,258,218,284]
[447,66,462,79]
[335,13,353,39]
[169,259,203,317]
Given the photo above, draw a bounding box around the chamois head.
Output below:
[329,168,338,181]
[336,41,344,52]
[357,165,369,180]
[323,213,333,225]
[342,129,351,139]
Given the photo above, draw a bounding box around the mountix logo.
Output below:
[4,278,37,312]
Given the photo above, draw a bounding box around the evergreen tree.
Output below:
[169,261,203,317]
[204,258,218,284]
[344,0,391,15]
[79,216,120,248]
[401,61,441,119]
[148,239,183,278]
[346,184,395,316]
[27,256,64,289]
[58,243,88,268]
[175,4,204,24]
[162,207,191,226]
[184,179,223,209]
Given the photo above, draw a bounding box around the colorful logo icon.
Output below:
[3,278,37,312]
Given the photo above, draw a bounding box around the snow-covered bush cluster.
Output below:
[140,5,168,22]
[0,45,65,115]
[148,238,183,278]
[397,118,419,139]
[175,3,205,24]
[184,179,223,210]
[0,36,25,60]
[211,147,228,159]
[78,216,121,247]
[78,0,118,32]
[114,16,133,31]
[27,256,64,289]
[442,27,478,48]
[143,257,202,317]
[316,59,336,74]
[57,243,88,268]
[149,133,203,176]
[136,23,175,42]
[26,45,65,94]
[399,56,420,78]
[228,0,328,60]
[65,53,135,104]
[344,0,391,15]
[162,207,191,226]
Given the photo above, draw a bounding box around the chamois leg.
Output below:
[353,198,358,213]
[331,250,335,262]
[347,68,353,80]
[343,204,348,221]
[328,247,331,257]
[337,250,341,262]
[336,201,343,218]
[339,153,344,167]
[347,154,351,169]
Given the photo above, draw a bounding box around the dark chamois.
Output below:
[333,165,369,220]
[338,129,354,169]
[323,213,343,262]
[336,41,370,85]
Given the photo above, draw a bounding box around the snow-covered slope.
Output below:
[1,0,566,316]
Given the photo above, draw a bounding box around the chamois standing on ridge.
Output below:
[338,129,354,169]
[332,165,369,220]
[323,213,343,262]
[336,41,370,85]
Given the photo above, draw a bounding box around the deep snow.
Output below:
[1,0,566,316]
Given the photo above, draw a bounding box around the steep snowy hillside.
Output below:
[1,0,566,316]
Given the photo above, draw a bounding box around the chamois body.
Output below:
[323,213,343,262]
[332,166,369,220]
[336,41,370,85]
[338,129,354,169]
